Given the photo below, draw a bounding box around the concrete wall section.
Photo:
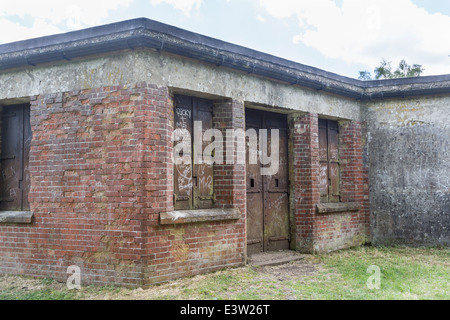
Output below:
[0,49,361,121]
[364,96,450,246]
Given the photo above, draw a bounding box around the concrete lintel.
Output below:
[0,211,34,224]
[316,202,360,214]
[160,208,241,225]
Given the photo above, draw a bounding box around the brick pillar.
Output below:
[212,99,246,259]
[289,113,320,253]
[140,83,173,220]
[361,121,371,237]
[340,121,363,203]
[0,105,2,185]
[339,120,370,239]
[212,100,246,212]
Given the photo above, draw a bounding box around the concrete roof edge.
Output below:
[0,18,449,100]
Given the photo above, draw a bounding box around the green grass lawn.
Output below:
[0,246,448,300]
[299,246,449,300]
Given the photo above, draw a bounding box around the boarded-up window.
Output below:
[0,104,32,211]
[173,95,215,210]
[319,119,340,203]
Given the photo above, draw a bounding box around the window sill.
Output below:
[0,211,34,224]
[316,202,360,214]
[160,208,241,225]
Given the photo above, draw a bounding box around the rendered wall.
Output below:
[364,95,450,246]
[0,49,361,122]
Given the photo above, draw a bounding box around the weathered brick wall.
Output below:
[212,100,246,210]
[290,113,370,253]
[140,98,246,285]
[0,81,368,286]
[313,120,369,252]
[0,85,147,285]
[0,83,246,286]
[28,84,160,286]
[289,113,319,253]
[361,121,371,242]
[0,105,2,184]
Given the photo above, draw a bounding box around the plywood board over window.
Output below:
[0,104,32,211]
[319,119,340,203]
[173,95,215,210]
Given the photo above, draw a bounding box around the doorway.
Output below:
[245,108,290,255]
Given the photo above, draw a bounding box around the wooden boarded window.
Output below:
[173,95,215,210]
[319,119,340,203]
[0,104,32,211]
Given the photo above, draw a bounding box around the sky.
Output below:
[1,0,450,79]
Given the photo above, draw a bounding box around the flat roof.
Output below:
[1,18,449,100]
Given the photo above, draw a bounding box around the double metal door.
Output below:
[246,109,290,255]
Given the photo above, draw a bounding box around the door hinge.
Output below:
[0,155,16,161]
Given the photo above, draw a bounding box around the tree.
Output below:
[358,59,425,80]
[358,70,372,81]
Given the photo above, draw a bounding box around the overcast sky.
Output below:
[1,0,450,79]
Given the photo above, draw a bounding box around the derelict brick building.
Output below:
[0,18,448,286]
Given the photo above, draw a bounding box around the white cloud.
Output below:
[0,0,132,44]
[260,0,450,76]
[0,18,62,43]
[150,0,203,16]
[256,14,265,22]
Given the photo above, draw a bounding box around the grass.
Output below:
[0,246,448,300]
[0,278,78,300]
[300,246,449,300]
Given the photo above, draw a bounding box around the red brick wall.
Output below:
[140,98,246,285]
[290,113,320,253]
[212,100,246,211]
[290,113,370,253]
[0,83,246,287]
[0,105,2,199]
[0,82,368,286]
[0,85,152,285]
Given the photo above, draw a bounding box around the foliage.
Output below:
[359,59,425,80]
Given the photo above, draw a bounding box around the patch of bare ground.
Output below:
[0,255,327,300]
[253,257,322,281]
[249,255,326,300]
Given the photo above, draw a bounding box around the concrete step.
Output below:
[248,250,304,267]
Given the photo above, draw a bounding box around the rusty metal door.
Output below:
[246,109,289,255]
[246,110,264,254]
[173,95,214,210]
[0,104,31,211]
